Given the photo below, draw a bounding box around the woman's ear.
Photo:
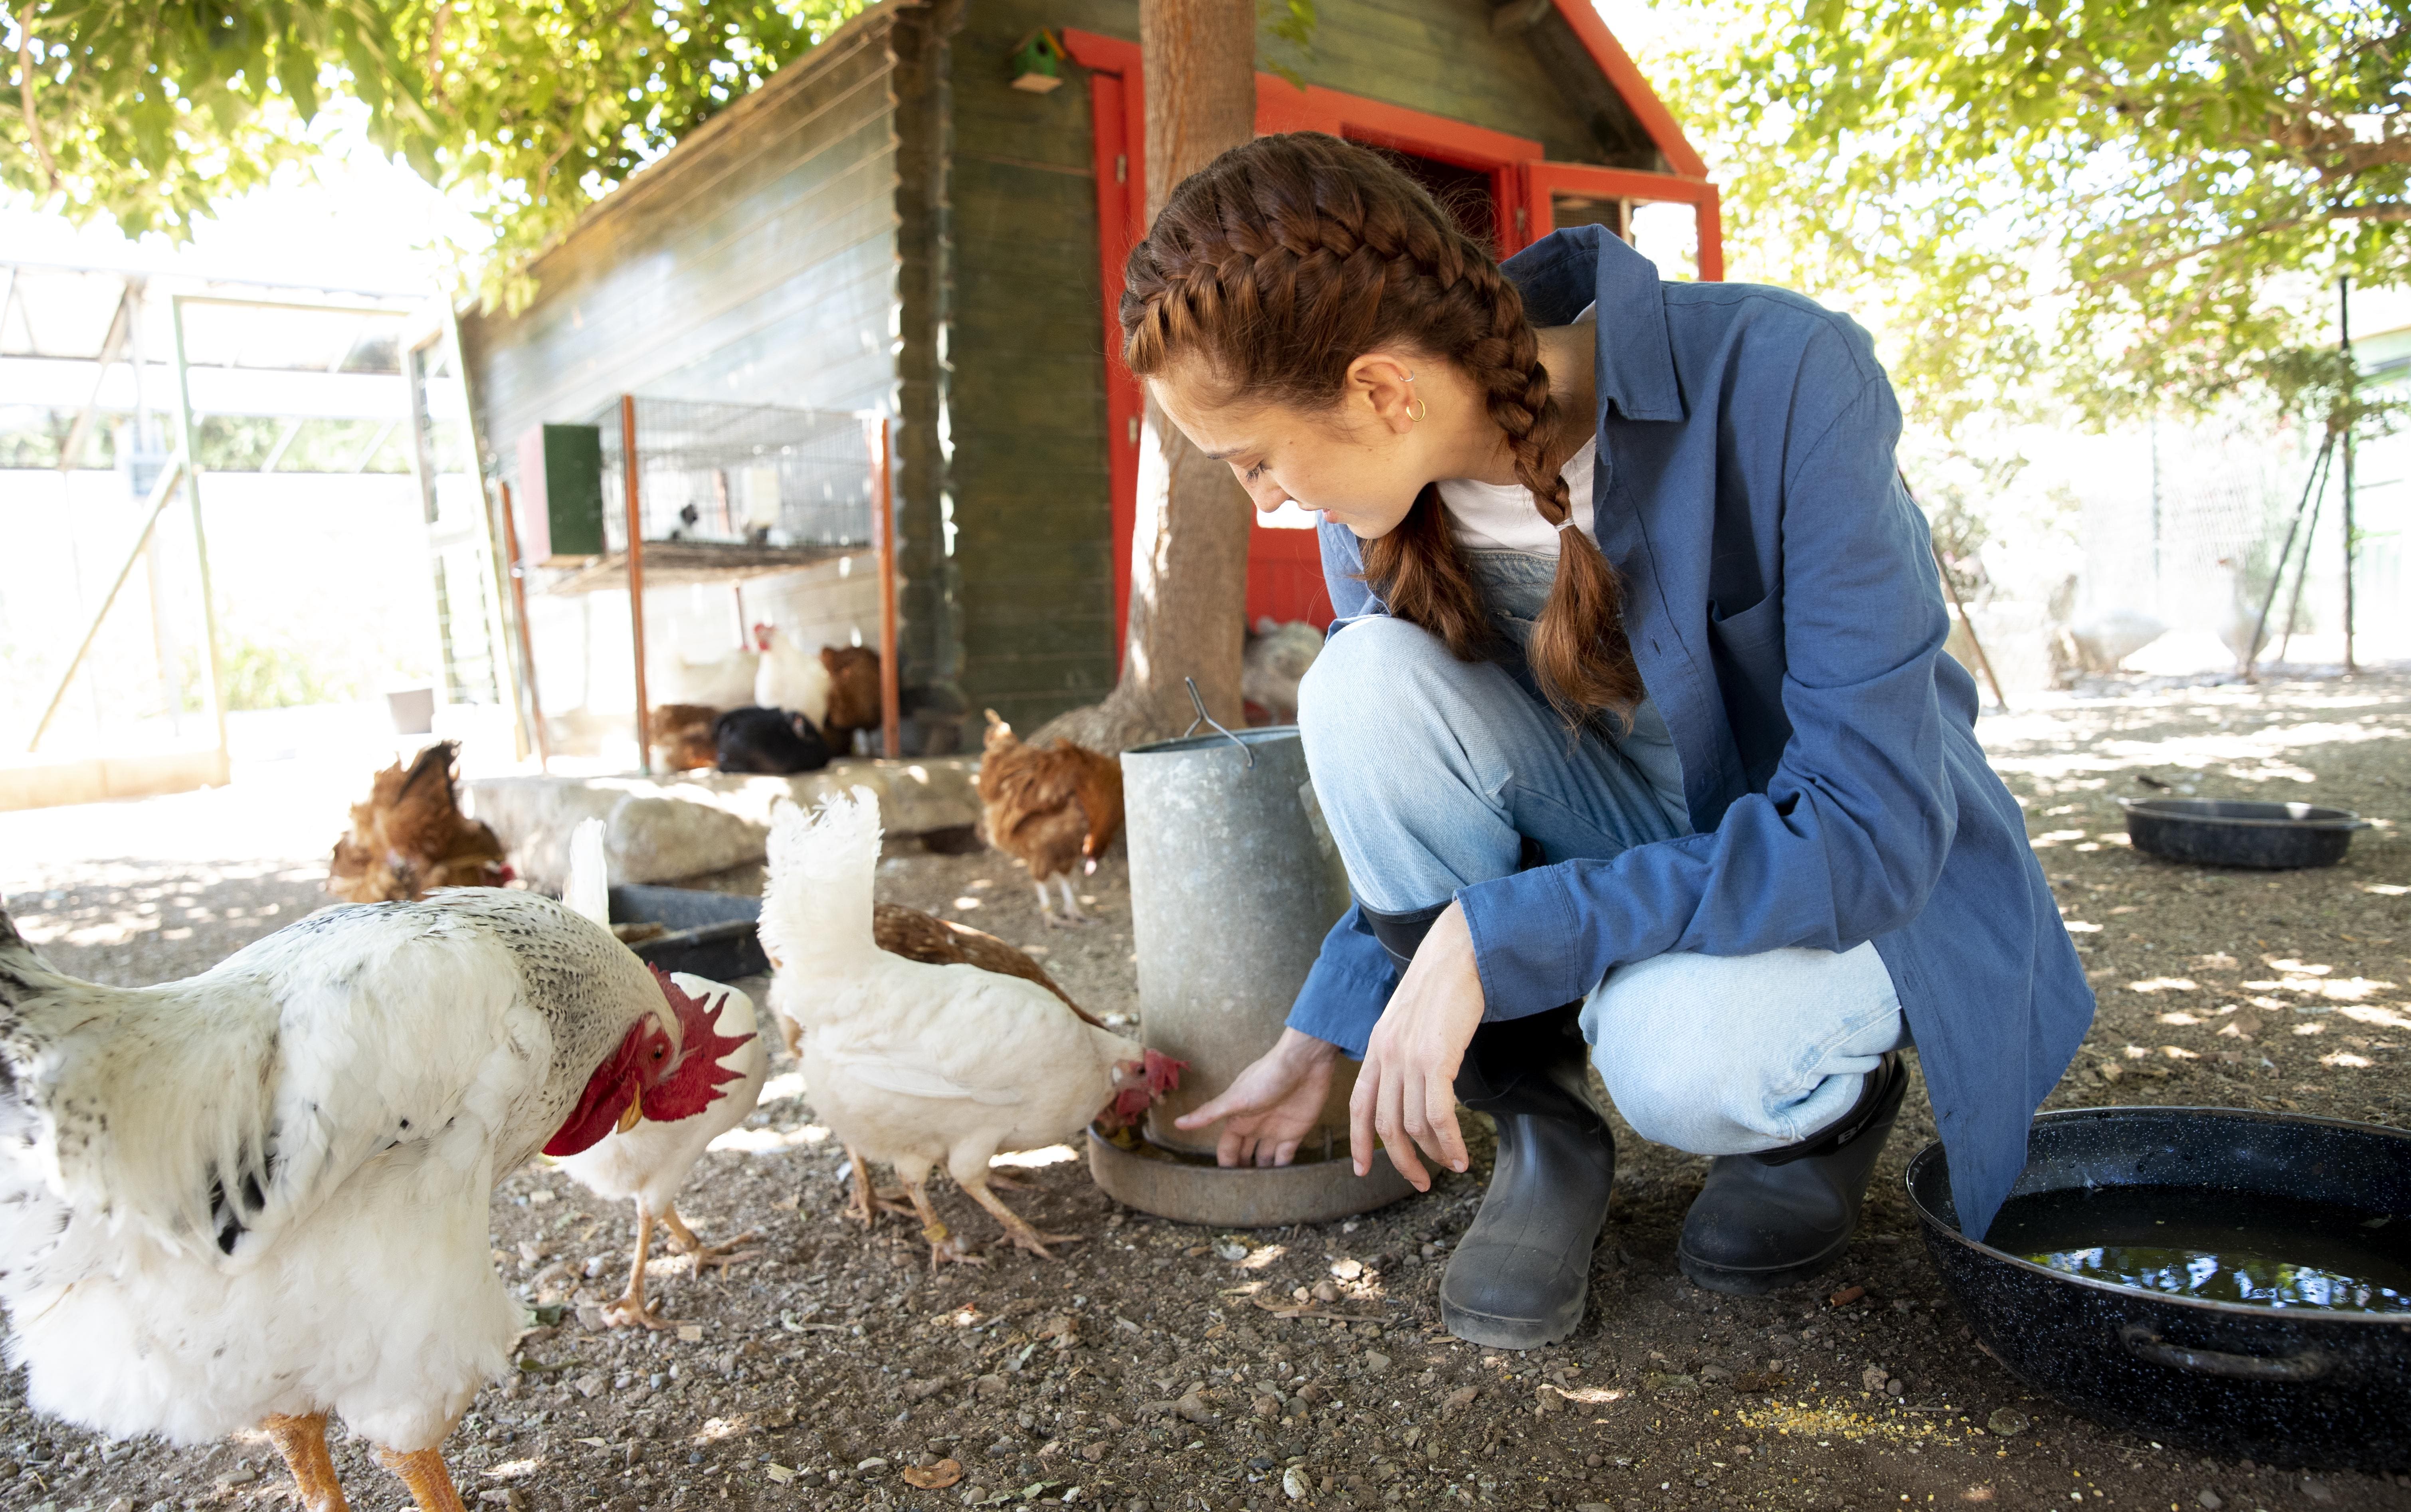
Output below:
[1345,353,1421,435]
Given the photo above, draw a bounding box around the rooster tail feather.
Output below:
[0,899,71,1066]
[565,819,612,928]
[762,788,883,968]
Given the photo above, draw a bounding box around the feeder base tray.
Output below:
[1087,1127,1416,1229]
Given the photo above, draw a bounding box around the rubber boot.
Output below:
[1359,900,1615,1349]
[1675,1051,1909,1296]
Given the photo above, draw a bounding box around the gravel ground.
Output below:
[2,672,2407,1512]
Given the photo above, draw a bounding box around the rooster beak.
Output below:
[616,1091,644,1134]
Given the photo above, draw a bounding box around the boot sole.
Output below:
[1675,1232,1849,1296]
[1439,1288,1588,1350]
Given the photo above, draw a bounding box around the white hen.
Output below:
[752,622,832,727]
[0,889,722,1512]
[758,790,1181,1267]
[554,819,770,1327]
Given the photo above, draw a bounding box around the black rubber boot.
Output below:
[1358,899,1615,1349]
[1675,1051,1909,1296]
[1439,1010,1616,1348]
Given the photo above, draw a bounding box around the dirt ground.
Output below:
[3,669,2407,1512]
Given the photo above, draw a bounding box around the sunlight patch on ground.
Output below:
[709,1123,829,1154]
[992,1143,1080,1169]
[758,1071,808,1104]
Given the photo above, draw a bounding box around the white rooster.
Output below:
[554,819,769,1327]
[0,891,734,1512]
[758,790,1183,1267]
[752,622,832,727]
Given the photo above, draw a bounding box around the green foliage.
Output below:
[1659,0,2410,429]
[181,633,358,710]
[4,1,865,309]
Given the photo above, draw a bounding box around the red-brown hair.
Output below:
[1118,131,1642,724]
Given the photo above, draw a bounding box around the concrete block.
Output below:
[464,756,980,889]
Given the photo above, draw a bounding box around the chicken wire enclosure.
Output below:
[591,398,879,554]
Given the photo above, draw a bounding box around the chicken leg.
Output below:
[843,1142,913,1227]
[373,1444,469,1512]
[900,1172,986,1270]
[962,1176,1084,1260]
[1054,875,1089,924]
[600,1205,670,1330]
[262,1412,348,1512]
[657,1200,759,1275]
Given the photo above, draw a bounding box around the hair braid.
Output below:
[1120,132,1643,724]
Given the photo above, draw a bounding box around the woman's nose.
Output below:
[1244,476,1293,513]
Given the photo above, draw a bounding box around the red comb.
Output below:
[1142,1049,1187,1096]
[645,965,754,1121]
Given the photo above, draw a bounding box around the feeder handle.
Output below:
[1181,676,1255,768]
[2118,1326,2330,1382]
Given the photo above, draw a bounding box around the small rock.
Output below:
[676,1324,704,1343]
[1861,1365,1890,1392]
[1282,1465,1309,1501]
[1986,1407,2031,1437]
[975,1373,1010,1396]
[1886,1377,1904,1397]
[2196,1492,2223,1510]
[1829,1285,1866,1306]
[2300,1478,2334,1505]
[1441,1386,1479,1417]
[218,1468,260,1488]
[1330,1259,1363,1280]
[1082,1442,1109,1462]
[903,1376,950,1401]
[575,1373,606,1399]
[1642,1371,1698,1393]
[1247,1455,1277,1471]
[1697,1364,1732,1384]
[1310,1280,1339,1303]
[1214,1239,1249,1262]
[105,1500,135,1512]
[1174,1392,1221,1427]
[1363,1351,1391,1374]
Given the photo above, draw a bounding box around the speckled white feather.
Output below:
[0,890,665,1450]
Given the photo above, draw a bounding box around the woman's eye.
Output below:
[1242,464,1266,484]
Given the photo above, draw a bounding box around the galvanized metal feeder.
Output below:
[1087,685,1416,1227]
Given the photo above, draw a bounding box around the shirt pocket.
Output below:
[1707,592,1789,789]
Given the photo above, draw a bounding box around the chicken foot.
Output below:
[658,1200,760,1275]
[261,1411,349,1512]
[963,1178,1085,1260]
[1033,875,1089,928]
[901,1173,986,1270]
[373,1444,469,1512]
[600,1205,671,1330]
[843,1143,915,1227]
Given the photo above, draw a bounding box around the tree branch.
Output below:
[16,17,58,192]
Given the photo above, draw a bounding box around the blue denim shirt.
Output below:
[1287,226,2094,1239]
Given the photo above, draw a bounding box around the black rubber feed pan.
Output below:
[1908,1107,2411,1472]
[2119,798,2364,870]
[606,883,767,982]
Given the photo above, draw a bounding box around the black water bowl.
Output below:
[2118,798,2364,870]
[607,883,766,981]
[1908,1107,2411,1471]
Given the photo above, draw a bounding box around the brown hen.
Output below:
[975,710,1123,927]
[326,741,512,903]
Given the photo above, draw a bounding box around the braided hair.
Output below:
[1119,132,1643,725]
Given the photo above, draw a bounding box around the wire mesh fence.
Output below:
[588,398,879,554]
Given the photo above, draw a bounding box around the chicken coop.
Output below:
[456,0,1722,734]
[505,396,901,769]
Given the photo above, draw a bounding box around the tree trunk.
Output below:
[1029,0,1256,754]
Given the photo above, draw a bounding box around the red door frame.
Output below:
[1062,28,1720,646]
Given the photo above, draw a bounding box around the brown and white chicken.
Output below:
[0,887,730,1512]
[759,791,1179,1266]
[975,711,1124,926]
[327,740,512,903]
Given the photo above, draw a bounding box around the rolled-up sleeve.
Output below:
[1284,903,1400,1058]
[1458,367,1960,1017]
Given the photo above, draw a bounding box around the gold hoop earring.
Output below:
[1407,396,1429,422]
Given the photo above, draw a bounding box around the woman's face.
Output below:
[1147,353,1435,539]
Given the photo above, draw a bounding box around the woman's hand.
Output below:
[1172,1028,1340,1168]
[1350,901,1486,1190]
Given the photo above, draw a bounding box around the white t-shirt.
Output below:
[1436,436,1597,556]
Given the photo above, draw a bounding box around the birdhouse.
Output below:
[1009,30,1064,93]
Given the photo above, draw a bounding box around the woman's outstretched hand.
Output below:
[1172,1027,1340,1168]
[1351,900,1486,1190]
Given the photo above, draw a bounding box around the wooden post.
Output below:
[871,416,902,760]
[622,394,652,775]
[2339,276,2357,675]
[499,482,550,771]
